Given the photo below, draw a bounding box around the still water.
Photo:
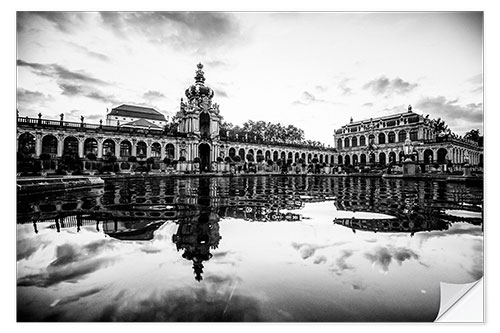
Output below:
[17,176,483,322]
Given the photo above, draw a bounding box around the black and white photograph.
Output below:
[15,10,485,323]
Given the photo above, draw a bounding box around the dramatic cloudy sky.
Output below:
[16,12,483,145]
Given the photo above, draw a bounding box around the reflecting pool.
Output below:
[17,176,483,322]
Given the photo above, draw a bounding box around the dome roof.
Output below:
[185,63,214,101]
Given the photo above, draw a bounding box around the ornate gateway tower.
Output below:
[176,63,223,171]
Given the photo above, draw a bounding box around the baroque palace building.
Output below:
[333,106,483,168]
[16,63,335,172]
[17,63,483,172]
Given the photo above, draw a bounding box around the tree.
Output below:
[432,117,449,135]
[464,129,481,142]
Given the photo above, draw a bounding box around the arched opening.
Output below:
[423,149,433,164]
[479,154,483,167]
[42,135,58,156]
[280,151,286,161]
[389,151,397,164]
[265,150,271,161]
[257,149,263,156]
[360,154,367,165]
[399,151,405,164]
[84,138,98,156]
[307,153,312,163]
[344,137,350,148]
[368,134,375,145]
[136,141,147,158]
[229,147,236,159]
[337,138,342,149]
[238,148,246,161]
[345,155,351,165]
[166,143,175,159]
[338,155,343,165]
[199,143,211,172]
[63,136,79,157]
[295,152,300,162]
[249,149,255,156]
[200,112,210,138]
[352,137,358,147]
[437,148,448,164]
[273,151,279,161]
[388,131,396,143]
[103,139,115,156]
[324,155,329,164]
[398,130,407,143]
[379,152,386,166]
[378,133,386,144]
[319,155,323,163]
[151,142,161,158]
[288,152,293,161]
[359,136,366,146]
[120,140,132,157]
[352,154,358,165]
[301,153,306,160]
[369,153,375,164]
[18,133,36,157]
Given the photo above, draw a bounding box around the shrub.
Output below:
[128,156,137,163]
[193,157,201,163]
[256,154,265,163]
[246,154,255,162]
[146,157,155,164]
[179,156,186,162]
[312,157,319,164]
[163,157,171,165]
[267,159,274,166]
[217,156,224,163]
[234,155,241,163]
[224,156,232,163]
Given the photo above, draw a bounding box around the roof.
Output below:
[121,119,162,129]
[109,104,166,121]
[347,111,419,127]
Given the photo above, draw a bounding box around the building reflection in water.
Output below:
[17,176,483,279]
[172,209,221,281]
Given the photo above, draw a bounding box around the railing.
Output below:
[17,116,186,138]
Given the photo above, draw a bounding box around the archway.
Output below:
[200,112,210,138]
[352,137,358,147]
[265,150,271,161]
[273,151,279,161]
[136,141,147,158]
[238,148,246,161]
[437,148,448,164]
[338,155,343,165]
[42,135,58,156]
[18,133,36,156]
[229,147,236,159]
[84,138,98,156]
[398,130,407,143]
[359,136,366,146]
[151,142,161,158]
[103,139,115,156]
[388,131,396,143]
[344,155,351,165]
[423,149,433,164]
[199,143,211,172]
[63,136,79,157]
[360,154,366,165]
[389,151,397,164]
[378,133,386,144]
[379,152,386,166]
[352,154,358,165]
[120,140,132,157]
[369,153,375,164]
[166,143,175,159]
[337,138,342,149]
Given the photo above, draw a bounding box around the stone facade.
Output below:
[333,105,483,167]
[16,63,335,172]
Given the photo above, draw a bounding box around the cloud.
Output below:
[467,73,482,85]
[67,42,110,62]
[415,96,483,131]
[364,246,419,273]
[363,102,373,107]
[315,85,327,93]
[329,250,355,275]
[50,287,103,307]
[17,88,53,105]
[363,76,418,96]
[205,60,229,68]
[143,90,165,100]
[338,78,352,95]
[17,240,117,288]
[58,83,117,104]
[17,12,86,33]
[292,91,326,105]
[99,12,241,51]
[17,59,107,85]
[214,88,229,98]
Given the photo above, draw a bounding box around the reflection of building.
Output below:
[334,216,450,235]
[172,210,221,281]
[333,105,483,167]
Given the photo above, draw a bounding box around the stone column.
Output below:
[78,138,84,158]
[97,139,103,159]
[160,143,166,160]
[35,133,42,157]
[57,137,64,157]
[115,139,121,159]
[146,140,152,158]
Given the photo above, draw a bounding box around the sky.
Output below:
[16,12,483,146]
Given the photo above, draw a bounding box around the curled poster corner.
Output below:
[435,278,484,322]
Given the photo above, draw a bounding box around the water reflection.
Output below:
[17,176,483,322]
